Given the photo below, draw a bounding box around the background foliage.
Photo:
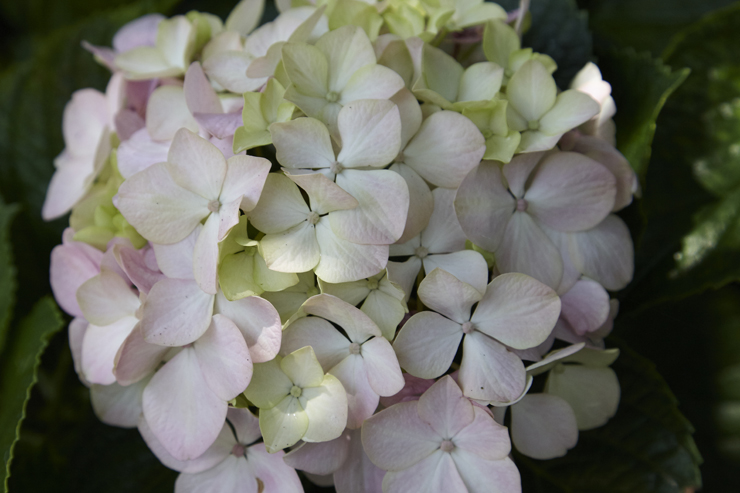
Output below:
[1,0,739,491]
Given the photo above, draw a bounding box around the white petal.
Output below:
[452,406,511,460]
[193,212,221,294]
[315,220,388,283]
[203,51,266,94]
[300,293,381,342]
[247,443,303,491]
[459,331,526,402]
[386,257,422,303]
[340,64,406,104]
[424,251,489,295]
[283,432,351,475]
[329,354,379,429]
[539,90,600,136]
[184,62,223,115]
[382,451,467,493]
[140,278,214,346]
[569,214,634,290]
[417,268,481,324]
[511,393,578,459]
[81,317,138,385]
[114,325,169,385]
[143,348,228,460]
[214,293,282,363]
[361,289,407,341]
[502,152,545,199]
[333,428,385,493]
[146,86,199,141]
[391,164,433,243]
[117,128,171,179]
[260,222,321,273]
[422,188,468,253]
[90,379,146,428]
[194,315,253,400]
[175,455,257,493]
[249,173,310,233]
[560,279,610,336]
[393,311,462,379]
[336,99,401,169]
[270,117,335,169]
[361,336,404,397]
[417,376,474,438]
[286,171,359,215]
[76,270,139,326]
[451,451,521,493]
[168,129,227,201]
[152,226,198,280]
[281,316,351,371]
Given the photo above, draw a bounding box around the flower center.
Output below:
[366,278,379,290]
[231,443,246,456]
[415,246,429,259]
[440,439,455,452]
[290,385,302,397]
[349,342,361,355]
[461,321,475,334]
[516,198,528,212]
[307,211,320,225]
[208,200,221,213]
[330,161,344,174]
[326,91,340,103]
[527,120,540,131]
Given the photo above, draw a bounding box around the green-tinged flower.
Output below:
[412,43,503,111]
[70,151,146,250]
[219,216,299,301]
[233,78,296,153]
[462,99,520,162]
[483,19,557,86]
[420,0,506,32]
[244,346,348,452]
[328,0,384,41]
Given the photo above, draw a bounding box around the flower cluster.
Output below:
[46,0,635,491]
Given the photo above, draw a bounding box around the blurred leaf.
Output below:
[599,49,688,184]
[0,199,19,353]
[516,338,701,493]
[577,0,738,55]
[0,0,137,33]
[620,4,740,310]
[1,297,64,491]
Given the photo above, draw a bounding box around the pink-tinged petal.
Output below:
[451,450,521,493]
[221,154,271,211]
[334,428,385,493]
[195,112,244,140]
[175,455,258,493]
[496,211,563,290]
[502,152,546,199]
[382,451,467,493]
[69,317,89,382]
[418,268,481,324]
[452,406,511,460]
[314,220,388,283]
[281,316,351,371]
[184,62,223,115]
[525,343,586,376]
[152,226,198,280]
[81,317,138,385]
[62,88,109,152]
[329,354,379,428]
[247,443,304,492]
[146,86,200,142]
[526,152,616,232]
[116,128,170,179]
[283,433,351,475]
[143,348,228,460]
[42,155,96,220]
[141,278,214,346]
[113,245,165,294]
[540,224,581,294]
[569,214,634,291]
[214,293,282,363]
[459,331,526,402]
[113,14,163,52]
[90,379,146,428]
[115,109,145,141]
[379,374,435,408]
[404,111,485,188]
[391,164,433,244]
[140,417,234,474]
[285,171,359,216]
[227,407,261,445]
[471,273,560,350]
[424,251,489,295]
[117,163,210,244]
[394,312,462,379]
[76,270,139,326]
[203,51,266,94]
[336,100,401,169]
[560,279,610,336]
[82,42,116,70]
[331,169,410,245]
[420,190,466,255]
[115,325,169,385]
[270,117,335,170]
[361,401,441,471]
[50,240,103,317]
[417,376,474,439]
[193,213,220,294]
[194,314,253,400]
[301,294,381,342]
[511,393,578,459]
[454,162,515,252]
[361,336,404,397]
[168,129,228,201]
[218,199,242,241]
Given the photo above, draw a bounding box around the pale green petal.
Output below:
[507,60,557,122]
[282,42,329,98]
[482,20,520,68]
[281,346,326,388]
[539,90,600,136]
[315,25,376,92]
[260,222,320,273]
[300,373,348,442]
[545,365,620,430]
[457,62,503,103]
[416,44,463,104]
[218,252,263,300]
[260,395,309,452]
[245,356,293,409]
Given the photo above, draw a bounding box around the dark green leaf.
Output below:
[619,4,740,310]
[0,198,20,353]
[516,338,702,493]
[1,297,64,491]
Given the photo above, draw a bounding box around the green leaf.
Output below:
[0,198,20,354]
[599,49,689,184]
[618,4,740,310]
[516,338,702,493]
[1,297,64,491]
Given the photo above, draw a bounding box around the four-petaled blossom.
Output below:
[244,346,348,452]
[280,294,404,427]
[393,268,560,402]
[362,376,521,493]
[116,128,270,293]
